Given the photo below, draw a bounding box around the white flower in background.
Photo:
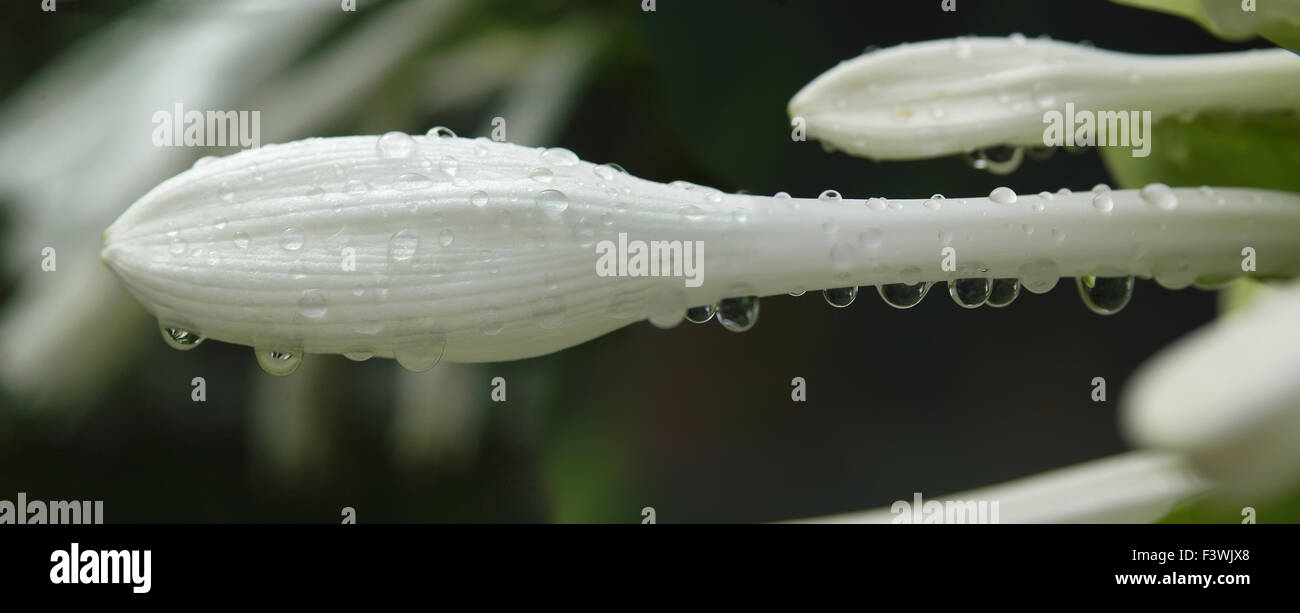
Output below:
[787,36,1300,161]
[1116,0,1300,46]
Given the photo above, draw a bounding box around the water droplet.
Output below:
[878,282,931,308]
[343,349,374,362]
[377,131,417,159]
[389,229,418,262]
[438,228,454,247]
[469,191,488,208]
[678,205,706,222]
[774,191,791,199]
[716,296,759,332]
[1009,32,1027,46]
[823,286,858,308]
[966,146,1024,175]
[865,197,887,211]
[1092,192,1114,212]
[297,289,328,319]
[394,173,432,191]
[788,289,806,297]
[540,147,580,166]
[425,126,456,139]
[859,228,884,251]
[1017,260,1060,294]
[393,337,446,371]
[536,189,568,217]
[255,347,302,376]
[1140,182,1178,211]
[986,278,1020,307]
[280,228,304,251]
[233,232,250,249]
[1077,275,1134,315]
[948,278,991,308]
[989,186,1017,204]
[439,156,459,177]
[159,324,204,350]
[685,304,716,324]
[923,194,945,210]
[1154,258,1196,289]
[593,164,619,181]
[218,182,235,203]
[819,189,842,201]
[530,167,554,183]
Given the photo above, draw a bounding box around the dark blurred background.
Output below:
[0,0,1274,522]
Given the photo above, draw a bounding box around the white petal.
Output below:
[788,36,1300,160]
[1122,278,1300,495]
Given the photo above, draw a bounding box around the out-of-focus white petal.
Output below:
[102,134,1300,366]
[1123,278,1300,495]
[796,452,1210,523]
[788,37,1300,160]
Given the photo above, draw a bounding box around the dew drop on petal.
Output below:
[159,323,204,350]
[377,131,417,159]
[716,296,759,332]
[1077,275,1134,315]
[986,278,1021,307]
[878,282,931,309]
[280,227,304,251]
[685,304,716,324]
[823,286,858,308]
[948,278,991,308]
[255,346,302,376]
[989,186,1017,204]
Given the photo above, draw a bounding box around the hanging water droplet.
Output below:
[377,131,417,159]
[536,189,568,217]
[788,289,806,297]
[823,286,858,308]
[1140,182,1178,211]
[1077,275,1134,315]
[255,347,302,376]
[388,229,418,262]
[343,349,374,362]
[1017,260,1060,294]
[966,146,1024,175]
[685,304,716,324]
[986,278,1020,307]
[297,289,328,319]
[280,227,304,251]
[394,337,447,372]
[159,324,204,350]
[948,278,991,308]
[989,186,1017,204]
[540,147,580,166]
[878,282,931,309]
[716,296,759,332]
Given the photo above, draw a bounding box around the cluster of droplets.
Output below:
[684,297,759,332]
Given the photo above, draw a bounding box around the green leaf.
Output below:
[1112,0,1300,52]
[1101,111,1300,193]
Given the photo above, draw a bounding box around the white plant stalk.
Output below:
[102,133,1300,370]
[794,451,1211,524]
[788,36,1300,161]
